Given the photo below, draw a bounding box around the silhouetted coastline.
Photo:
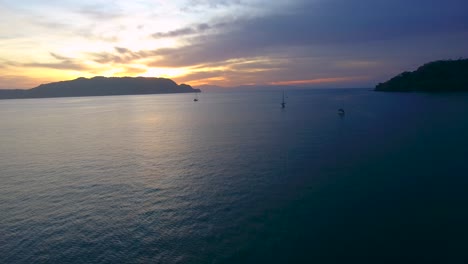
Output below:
[0,77,200,100]
[375,59,468,92]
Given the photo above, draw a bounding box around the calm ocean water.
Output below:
[1,89,468,263]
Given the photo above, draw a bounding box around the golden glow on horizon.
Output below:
[270,77,368,86]
[0,1,373,90]
[142,67,189,78]
[185,76,227,87]
[1,56,370,89]
[0,2,373,89]
[2,1,465,89]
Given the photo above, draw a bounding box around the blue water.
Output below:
[1,89,468,263]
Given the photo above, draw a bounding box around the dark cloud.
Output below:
[217,0,468,47]
[151,23,222,39]
[49,52,69,61]
[126,0,468,68]
[67,0,468,86]
[152,27,197,39]
[150,0,468,85]
[265,0,468,45]
[115,47,130,54]
[22,53,89,71]
[89,48,157,64]
[90,52,127,64]
[23,62,87,70]
[3,60,20,67]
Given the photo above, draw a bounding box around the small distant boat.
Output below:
[281,91,286,109]
[193,92,199,102]
[338,108,345,115]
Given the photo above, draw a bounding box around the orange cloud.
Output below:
[181,76,227,87]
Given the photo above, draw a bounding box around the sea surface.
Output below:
[1,89,468,263]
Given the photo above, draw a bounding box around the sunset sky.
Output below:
[1,0,467,89]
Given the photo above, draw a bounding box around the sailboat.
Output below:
[193,91,199,102]
[281,91,286,108]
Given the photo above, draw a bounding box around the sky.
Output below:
[1,0,468,89]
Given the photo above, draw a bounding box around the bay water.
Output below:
[1,89,468,263]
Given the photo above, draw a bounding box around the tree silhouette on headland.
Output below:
[375,59,468,92]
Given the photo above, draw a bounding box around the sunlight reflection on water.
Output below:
[1,90,468,263]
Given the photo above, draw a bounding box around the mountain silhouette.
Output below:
[0,77,200,99]
[375,59,468,92]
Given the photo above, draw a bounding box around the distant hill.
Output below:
[0,77,200,100]
[375,59,468,92]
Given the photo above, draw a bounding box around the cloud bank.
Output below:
[1,0,468,88]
